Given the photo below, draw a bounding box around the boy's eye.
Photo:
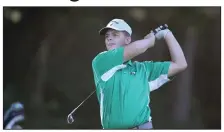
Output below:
[114,33,119,36]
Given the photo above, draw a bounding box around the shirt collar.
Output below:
[124,60,133,66]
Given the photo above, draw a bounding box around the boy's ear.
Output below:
[125,36,131,45]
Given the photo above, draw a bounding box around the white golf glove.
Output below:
[153,24,171,40]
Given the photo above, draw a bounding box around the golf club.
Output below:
[67,90,96,124]
[66,24,168,124]
[152,24,168,34]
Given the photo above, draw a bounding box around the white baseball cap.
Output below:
[99,19,132,36]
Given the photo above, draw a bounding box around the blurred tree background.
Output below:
[3,7,221,129]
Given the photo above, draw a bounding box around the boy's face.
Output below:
[105,29,131,50]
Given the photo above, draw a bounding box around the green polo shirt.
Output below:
[92,47,171,129]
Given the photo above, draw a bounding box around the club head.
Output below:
[67,114,75,124]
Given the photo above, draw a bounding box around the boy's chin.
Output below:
[108,48,116,50]
[107,45,121,50]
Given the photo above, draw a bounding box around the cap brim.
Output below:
[99,27,120,35]
[99,27,109,35]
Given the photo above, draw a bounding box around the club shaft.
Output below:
[69,90,96,115]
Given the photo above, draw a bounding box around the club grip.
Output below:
[152,24,168,34]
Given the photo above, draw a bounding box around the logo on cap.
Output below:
[110,21,119,27]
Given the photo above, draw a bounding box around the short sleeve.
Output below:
[142,61,171,91]
[92,47,124,81]
[143,61,170,81]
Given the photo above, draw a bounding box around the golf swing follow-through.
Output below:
[67,18,187,129]
[66,23,168,125]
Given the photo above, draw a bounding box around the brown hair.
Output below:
[122,31,131,37]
